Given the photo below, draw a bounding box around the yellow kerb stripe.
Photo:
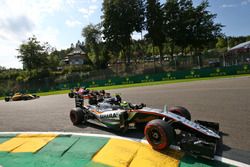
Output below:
[93,138,182,167]
[0,134,57,153]
[129,144,183,167]
[93,138,141,167]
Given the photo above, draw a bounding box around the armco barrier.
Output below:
[24,64,250,93]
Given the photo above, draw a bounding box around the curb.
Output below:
[0,132,249,167]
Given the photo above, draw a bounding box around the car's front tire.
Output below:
[144,119,175,150]
[32,94,39,98]
[70,108,86,125]
[4,97,10,102]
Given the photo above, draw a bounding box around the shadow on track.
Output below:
[75,122,145,139]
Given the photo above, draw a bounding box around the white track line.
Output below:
[214,156,250,167]
[0,132,249,167]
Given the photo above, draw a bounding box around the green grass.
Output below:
[1,74,250,100]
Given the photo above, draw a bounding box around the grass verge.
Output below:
[1,74,250,100]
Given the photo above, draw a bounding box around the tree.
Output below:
[17,36,50,70]
[0,66,6,71]
[102,0,145,64]
[47,50,61,70]
[145,0,165,63]
[163,0,181,60]
[174,0,194,54]
[163,0,223,66]
[216,37,227,49]
[82,24,102,68]
[189,0,223,66]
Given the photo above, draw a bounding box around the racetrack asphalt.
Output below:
[0,76,250,164]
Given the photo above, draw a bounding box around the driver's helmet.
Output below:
[115,94,122,103]
[100,90,105,95]
[78,88,84,93]
[120,101,129,108]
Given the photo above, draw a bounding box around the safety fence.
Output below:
[22,64,250,93]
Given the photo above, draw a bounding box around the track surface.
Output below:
[0,76,250,164]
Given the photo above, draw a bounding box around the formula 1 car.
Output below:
[68,87,88,98]
[69,93,220,158]
[68,88,111,102]
[4,93,40,102]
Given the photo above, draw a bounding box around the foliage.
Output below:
[0,66,6,70]
[161,0,223,67]
[0,69,22,80]
[227,35,250,48]
[47,50,63,70]
[102,0,145,64]
[16,36,69,71]
[82,24,103,68]
[189,0,223,51]
[17,36,50,70]
[163,0,181,58]
[145,0,165,63]
[62,65,93,74]
[172,0,194,51]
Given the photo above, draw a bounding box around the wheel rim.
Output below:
[148,128,162,144]
[145,123,169,150]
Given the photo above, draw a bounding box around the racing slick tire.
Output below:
[4,97,10,102]
[68,92,74,98]
[32,95,39,98]
[70,108,87,125]
[23,96,33,100]
[144,119,175,150]
[23,96,29,100]
[169,106,191,120]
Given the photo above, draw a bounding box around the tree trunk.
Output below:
[170,43,175,61]
[127,46,131,65]
[159,45,163,65]
[153,46,156,73]
[94,46,100,69]
[193,47,197,66]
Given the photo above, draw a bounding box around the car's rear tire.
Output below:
[68,92,74,98]
[23,96,32,100]
[70,108,86,125]
[144,119,175,150]
[169,106,191,120]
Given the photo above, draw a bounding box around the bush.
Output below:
[62,65,93,74]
